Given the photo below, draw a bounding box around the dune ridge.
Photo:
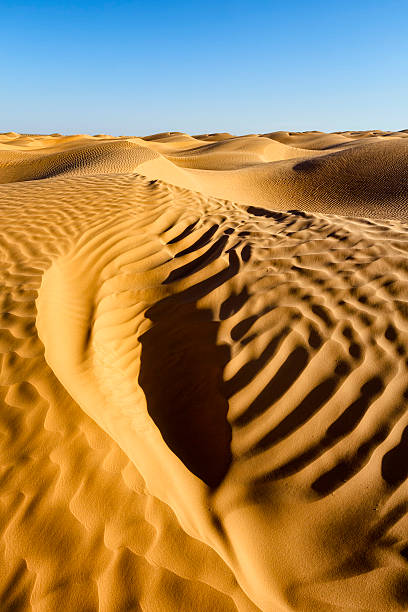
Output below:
[1,131,408,611]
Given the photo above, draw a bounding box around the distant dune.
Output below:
[1,130,408,611]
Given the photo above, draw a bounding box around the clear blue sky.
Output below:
[1,0,407,135]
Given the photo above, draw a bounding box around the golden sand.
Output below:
[1,130,408,611]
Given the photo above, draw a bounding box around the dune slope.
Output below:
[1,130,408,611]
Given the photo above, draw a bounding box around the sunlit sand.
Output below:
[1,130,408,611]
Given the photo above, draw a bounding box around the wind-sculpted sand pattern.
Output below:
[1,131,408,611]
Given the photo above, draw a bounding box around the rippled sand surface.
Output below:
[1,130,408,611]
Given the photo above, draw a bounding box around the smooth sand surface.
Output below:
[1,130,408,611]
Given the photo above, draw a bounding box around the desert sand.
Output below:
[1,129,408,611]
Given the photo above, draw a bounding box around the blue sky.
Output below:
[1,0,407,135]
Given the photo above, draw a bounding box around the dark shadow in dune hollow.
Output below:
[138,298,232,489]
[137,227,249,488]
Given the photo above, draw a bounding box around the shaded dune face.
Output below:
[288,141,408,212]
[139,300,232,488]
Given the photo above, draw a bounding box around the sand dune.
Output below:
[1,131,408,611]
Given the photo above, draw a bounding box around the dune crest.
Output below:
[2,131,408,611]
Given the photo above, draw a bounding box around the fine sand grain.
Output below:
[1,130,408,611]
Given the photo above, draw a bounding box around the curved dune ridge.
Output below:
[1,131,408,611]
